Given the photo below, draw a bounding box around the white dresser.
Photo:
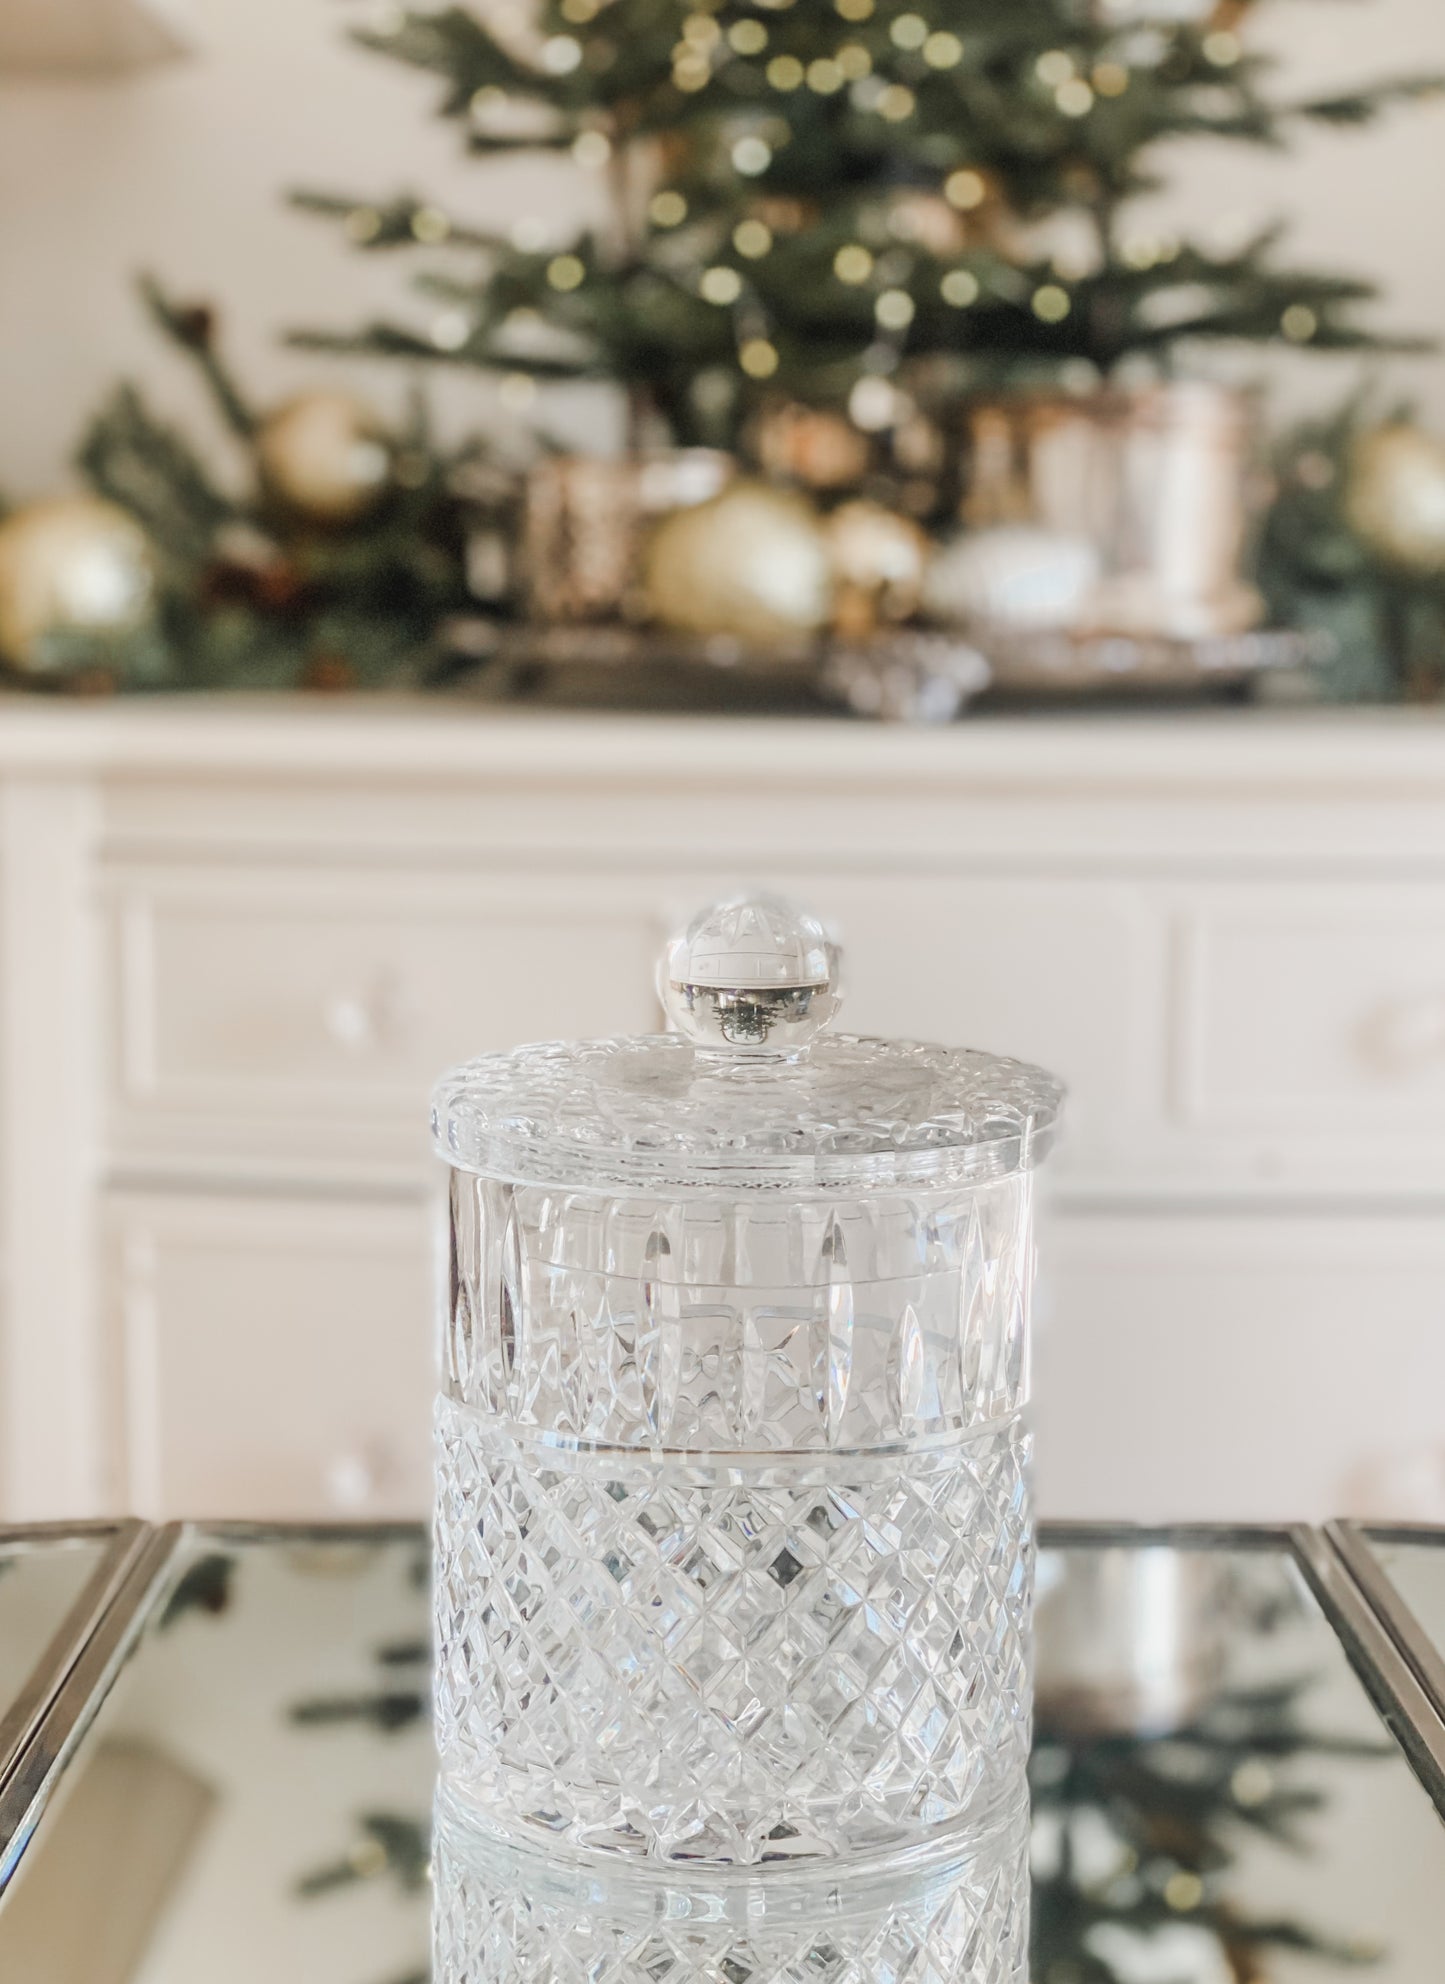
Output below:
[3,697,1444,1526]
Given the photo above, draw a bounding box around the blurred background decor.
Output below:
[272,0,1442,701]
[1258,392,1445,700]
[12,275,491,691]
[0,0,1437,706]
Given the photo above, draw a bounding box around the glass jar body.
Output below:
[434,1169,1037,1867]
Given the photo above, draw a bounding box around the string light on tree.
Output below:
[834,244,874,284]
[729,18,767,52]
[540,34,582,72]
[944,170,986,211]
[923,32,963,68]
[410,206,451,244]
[875,289,915,330]
[700,266,743,304]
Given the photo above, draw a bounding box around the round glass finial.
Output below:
[660,892,842,1055]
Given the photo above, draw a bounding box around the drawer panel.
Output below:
[106,870,662,1169]
[1037,1210,1445,1522]
[1178,885,1445,1130]
[106,1194,435,1519]
[106,863,1163,1186]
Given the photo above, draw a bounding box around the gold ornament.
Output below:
[753,403,871,491]
[644,480,833,645]
[256,391,392,524]
[1345,422,1445,575]
[0,496,154,673]
[827,499,929,635]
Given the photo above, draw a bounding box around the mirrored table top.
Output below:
[0,1525,1442,1984]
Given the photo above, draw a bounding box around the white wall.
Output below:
[1,0,1443,499]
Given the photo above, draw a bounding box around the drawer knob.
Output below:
[323,974,406,1053]
[324,995,377,1050]
[1360,995,1445,1073]
[326,1449,381,1510]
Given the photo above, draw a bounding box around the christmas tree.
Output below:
[292,0,1439,460]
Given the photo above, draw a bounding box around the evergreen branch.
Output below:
[1294,74,1445,125]
[288,189,502,251]
[294,1813,430,1898]
[466,131,575,154]
[375,1636,429,1667]
[138,273,257,439]
[76,384,235,567]
[288,1690,427,1732]
[351,6,546,113]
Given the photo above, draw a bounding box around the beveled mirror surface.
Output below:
[1362,1527,1445,1656]
[0,1528,1442,1984]
[0,1530,116,1751]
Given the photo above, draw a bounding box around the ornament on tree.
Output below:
[921,526,1102,631]
[643,480,832,645]
[256,391,392,524]
[0,496,155,674]
[827,500,929,637]
[753,405,871,492]
[1344,422,1445,575]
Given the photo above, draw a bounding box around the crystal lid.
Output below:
[433,893,1064,1194]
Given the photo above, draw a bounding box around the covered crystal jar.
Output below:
[432,894,1063,1868]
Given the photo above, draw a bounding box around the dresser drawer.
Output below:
[1038,1209,1445,1521]
[106,1193,436,1519]
[105,869,661,1173]
[1174,885,1445,1184]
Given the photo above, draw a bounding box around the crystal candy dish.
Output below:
[432,894,1062,1870]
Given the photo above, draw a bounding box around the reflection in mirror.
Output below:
[1,1534,1443,1984]
[1032,1546,1403,1982]
[0,1533,435,1984]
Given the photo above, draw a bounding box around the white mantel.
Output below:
[3,695,1444,1526]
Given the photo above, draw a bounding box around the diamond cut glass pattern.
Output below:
[433,893,1060,1885]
